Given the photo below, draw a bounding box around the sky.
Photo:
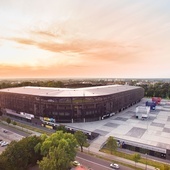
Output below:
[0,0,170,79]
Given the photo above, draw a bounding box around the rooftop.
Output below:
[0,85,141,97]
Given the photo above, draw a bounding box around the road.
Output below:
[0,121,134,170]
[0,122,30,137]
[77,152,133,170]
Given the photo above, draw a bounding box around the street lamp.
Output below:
[145,153,148,170]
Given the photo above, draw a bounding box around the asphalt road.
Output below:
[0,122,30,137]
[29,152,134,170]
[77,152,133,170]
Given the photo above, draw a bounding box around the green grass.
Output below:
[84,150,143,170]
[100,148,167,170]
[0,117,52,136]
[16,122,52,136]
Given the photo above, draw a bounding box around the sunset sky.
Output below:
[0,0,170,78]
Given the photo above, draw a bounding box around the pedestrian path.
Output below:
[89,136,107,150]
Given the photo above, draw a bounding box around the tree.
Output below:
[12,121,17,126]
[0,135,41,170]
[6,117,11,125]
[56,125,67,133]
[106,136,117,154]
[37,131,77,170]
[0,108,3,116]
[38,143,72,170]
[74,131,88,152]
[132,153,141,168]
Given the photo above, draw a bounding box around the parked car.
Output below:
[110,163,119,169]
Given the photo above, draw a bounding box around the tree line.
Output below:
[1,80,170,99]
[0,81,64,89]
[139,82,170,99]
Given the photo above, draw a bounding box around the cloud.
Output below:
[10,38,36,46]
[0,63,93,78]
[32,30,57,38]
[0,64,56,78]
[6,35,141,64]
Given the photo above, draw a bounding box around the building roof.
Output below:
[0,85,141,97]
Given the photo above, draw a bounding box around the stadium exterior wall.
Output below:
[0,85,144,123]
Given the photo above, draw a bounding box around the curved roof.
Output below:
[0,85,142,97]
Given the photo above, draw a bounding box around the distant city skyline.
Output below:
[0,0,170,78]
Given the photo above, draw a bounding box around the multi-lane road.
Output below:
[0,122,30,137]
[77,152,133,170]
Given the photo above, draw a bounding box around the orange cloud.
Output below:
[0,63,87,78]
[32,30,57,38]
[11,38,36,46]
[0,62,113,78]
[7,35,141,64]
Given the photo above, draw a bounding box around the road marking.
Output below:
[76,156,112,169]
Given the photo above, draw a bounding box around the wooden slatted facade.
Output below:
[0,85,144,123]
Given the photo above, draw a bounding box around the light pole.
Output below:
[146,117,148,133]
[145,153,148,170]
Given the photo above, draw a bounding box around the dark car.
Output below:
[3,130,8,133]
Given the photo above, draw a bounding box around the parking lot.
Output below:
[64,98,170,153]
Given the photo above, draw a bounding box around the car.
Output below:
[0,141,4,145]
[3,130,8,133]
[110,163,119,169]
[1,141,6,146]
[1,142,9,147]
[73,161,80,166]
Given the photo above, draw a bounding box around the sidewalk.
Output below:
[86,147,155,170]
[86,136,169,170]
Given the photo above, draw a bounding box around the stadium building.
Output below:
[0,85,144,123]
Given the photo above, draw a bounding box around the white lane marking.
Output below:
[76,156,112,169]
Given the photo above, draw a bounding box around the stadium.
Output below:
[0,85,144,123]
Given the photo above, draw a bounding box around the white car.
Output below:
[73,161,80,166]
[1,141,9,147]
[0,141,4,145]
[110,163,119,169]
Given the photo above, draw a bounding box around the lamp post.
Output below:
[88,146,90,153]
[145,153,148,170]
